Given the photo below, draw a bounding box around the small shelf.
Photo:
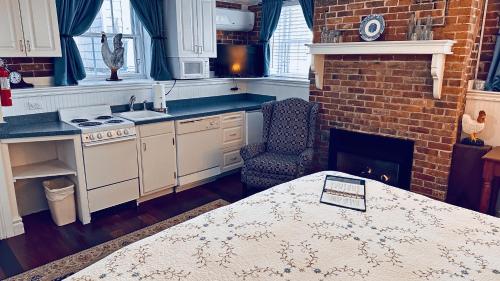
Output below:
[306,40,456,99]
[12,159,77,181]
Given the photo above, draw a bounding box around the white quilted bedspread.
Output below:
[68,171,500,281]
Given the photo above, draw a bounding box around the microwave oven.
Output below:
[168,57,210,79]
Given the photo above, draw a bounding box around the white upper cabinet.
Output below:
[0,0,25,57]
[197,0,217,57]
[18,0,61,57]
[0,0,61,57]
[165,0,217,58]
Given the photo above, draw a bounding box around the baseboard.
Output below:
[176,177,217,193]
[12,216,24,237]
[137,187,175,204]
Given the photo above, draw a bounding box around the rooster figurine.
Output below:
[101,32,124,81]
[461,110,486,146]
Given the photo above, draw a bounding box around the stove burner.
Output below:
[106,119,124,124]
[71,118,89,123]
[78,121,102,127]
[95,115,113,120]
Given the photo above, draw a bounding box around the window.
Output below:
[74,0,146,78]
[269,3,313,79]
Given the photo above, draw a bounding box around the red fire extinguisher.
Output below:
[0,65,12,107]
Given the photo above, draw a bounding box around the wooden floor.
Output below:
[0,172,256,279]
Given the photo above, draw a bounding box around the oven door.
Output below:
[83,137,139,190]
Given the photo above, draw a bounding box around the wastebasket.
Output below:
[43,177,76,226]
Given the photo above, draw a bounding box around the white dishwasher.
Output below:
[175,116,221,186]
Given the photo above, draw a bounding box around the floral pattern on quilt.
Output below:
[68,172,500,281]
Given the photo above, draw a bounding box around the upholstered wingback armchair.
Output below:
[240,98,319,189]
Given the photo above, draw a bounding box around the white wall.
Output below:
[464,90,500,146]
[464,89,500,217]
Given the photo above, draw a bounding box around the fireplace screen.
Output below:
[328,129,414,190]
[337,152,400,187]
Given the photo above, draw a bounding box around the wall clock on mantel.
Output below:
[359,14,385,42]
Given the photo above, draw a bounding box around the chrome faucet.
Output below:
[143,100,148,111]
[129,95,136,111]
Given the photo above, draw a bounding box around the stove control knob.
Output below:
[107,132,113,137]
[116,130,123,136]
[123,129,129,135]
[97,133,103,139]
[89,134,95,140]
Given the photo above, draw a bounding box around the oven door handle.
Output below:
[83,136,137,147]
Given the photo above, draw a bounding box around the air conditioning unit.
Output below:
[216,8,254,32]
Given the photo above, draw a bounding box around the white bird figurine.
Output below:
[461,110,486,146]
[101,32,124,81]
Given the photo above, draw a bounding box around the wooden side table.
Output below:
[481,147,500,214]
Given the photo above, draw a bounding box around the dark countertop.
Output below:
[121,93,275,125]
[0,112,81,140]
[0,93,275,140]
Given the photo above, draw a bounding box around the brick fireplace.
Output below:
[310,0,485,200]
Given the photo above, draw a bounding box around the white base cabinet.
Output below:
[137,122,177,197]
[220,112,245,173]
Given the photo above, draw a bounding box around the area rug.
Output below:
[6,199,229,281]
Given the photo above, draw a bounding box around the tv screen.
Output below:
[215,44,264,78]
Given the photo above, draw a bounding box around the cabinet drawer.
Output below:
[88,179,139,212]
[221,112,244,128]
[222,126,243,147]
[139,122,174,137]
[222,149,243,170]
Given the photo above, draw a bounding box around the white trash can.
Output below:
[43,177,76,226]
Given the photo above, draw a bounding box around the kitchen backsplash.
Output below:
[2,57,53,78]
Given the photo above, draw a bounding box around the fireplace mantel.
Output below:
[306,40,456,99]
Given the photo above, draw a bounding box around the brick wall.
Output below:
[211,2,261,71]
[2,57,54,78]
[475,0,499,80]
[310,0,486,200]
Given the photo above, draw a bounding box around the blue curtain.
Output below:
[298,0,314,31]
[259,0,283,76]
[54,0,103,86]
[486,33,500,92]
[130,0,172,81]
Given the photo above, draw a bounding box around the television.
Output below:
[214,44,265,78]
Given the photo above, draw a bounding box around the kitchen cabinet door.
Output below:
[197,0,217,58]
[18,0,61,57]
[177,0,199,57]
[0,0,25,57]
[140,133,177,194]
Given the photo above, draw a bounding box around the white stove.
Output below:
[59,105,136,144]
[59,105,140,213]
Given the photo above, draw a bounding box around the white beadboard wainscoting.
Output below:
[3,78,310,117]
[464,89,500,217]
[245,78,310,101]
[465,90,500,147]
[4,79,247,117]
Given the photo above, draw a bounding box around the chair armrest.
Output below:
[240,143,266,161]
[297,148,315,175]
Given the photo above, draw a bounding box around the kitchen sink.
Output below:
[115,110,171,121]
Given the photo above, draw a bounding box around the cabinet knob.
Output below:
[26,40,31,52]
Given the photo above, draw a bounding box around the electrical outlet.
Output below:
[26,100,43,111]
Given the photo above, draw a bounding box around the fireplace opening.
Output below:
[328,129,414,190]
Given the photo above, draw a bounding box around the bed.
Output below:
[68,171,500,281]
